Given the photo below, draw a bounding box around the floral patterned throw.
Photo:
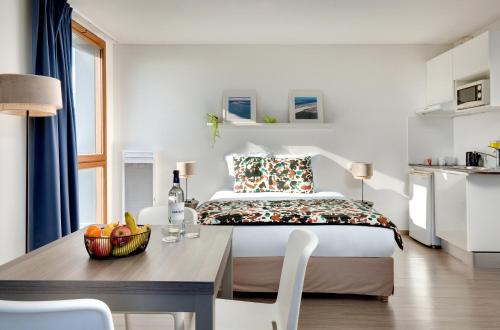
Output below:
[233,156,314,193]
[197,198,403,249]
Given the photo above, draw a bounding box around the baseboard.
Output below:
[474,253,500,268]
[399,230,409,235]
[441,240,474,266]
[441,240,500,268]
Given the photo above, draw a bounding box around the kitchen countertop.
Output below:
[409,164,500,175]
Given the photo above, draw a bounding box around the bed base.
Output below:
[233,256,394,299]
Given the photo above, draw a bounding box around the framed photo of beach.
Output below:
[222,90,257,124]
[288,90,324,123]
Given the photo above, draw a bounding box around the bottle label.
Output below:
[169,200,185,222]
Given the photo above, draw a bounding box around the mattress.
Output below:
[209,191,396,258]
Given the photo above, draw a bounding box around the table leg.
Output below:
[221,246,233,299]
[195,295,214,330]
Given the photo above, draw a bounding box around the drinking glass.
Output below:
[162,224,181,243]
[184,220,200,239]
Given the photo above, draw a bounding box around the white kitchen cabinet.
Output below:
[434,172,467,250]
[453,32,490,81]
[433,170,500,252]
[421,31,500,115]
[466,175,500,252]
[426,50,454,107]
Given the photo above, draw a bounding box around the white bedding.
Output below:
[209,191,396,258]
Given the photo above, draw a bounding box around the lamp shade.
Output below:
[176,161,196,178]
[350,162,373,179]
[0,74,62,117]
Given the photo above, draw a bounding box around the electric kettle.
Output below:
[466,152,482,167]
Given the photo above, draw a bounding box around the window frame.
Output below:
[72,20,108,224]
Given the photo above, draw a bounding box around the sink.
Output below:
[448,166,489,171]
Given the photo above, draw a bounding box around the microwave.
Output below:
[456,79,489,110]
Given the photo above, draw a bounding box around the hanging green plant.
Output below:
[207,113,220,146]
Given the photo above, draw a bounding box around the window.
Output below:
[72,21,107,225]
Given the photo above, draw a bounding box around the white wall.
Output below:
[0,0,31,264]
[407,115,454,165]
[113,44,446,229]
[454,111,500,166]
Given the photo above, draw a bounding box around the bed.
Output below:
[198,190,402,299]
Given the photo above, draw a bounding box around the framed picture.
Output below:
[288,90,324,123]
[222,90,257,123]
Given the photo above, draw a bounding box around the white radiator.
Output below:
[122,151,156,220]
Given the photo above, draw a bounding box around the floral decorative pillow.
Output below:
[267,157,314,193]
[233,156,270,192]
[233,156,314,193]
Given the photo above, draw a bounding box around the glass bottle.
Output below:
[168,170,185,229]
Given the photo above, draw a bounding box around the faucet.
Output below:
[474,151,499,168]
[494,150,500,168]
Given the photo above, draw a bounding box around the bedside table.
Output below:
[185,199,199,209]
[355,200,374,207]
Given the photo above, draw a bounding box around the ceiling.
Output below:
[69,0,500,45]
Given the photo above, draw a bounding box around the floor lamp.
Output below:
[0,74,63,252]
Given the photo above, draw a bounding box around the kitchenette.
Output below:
[407,30,500,268]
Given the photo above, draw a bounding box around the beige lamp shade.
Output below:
[176,161,196,178]
[0,74,63,117]
[350,162,373,179]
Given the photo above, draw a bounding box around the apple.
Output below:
[111,225,132,247]
[91,239,112,257]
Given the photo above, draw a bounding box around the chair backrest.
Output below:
[138,205,197,225]
[0,299,114,330]
[275,229,319,330]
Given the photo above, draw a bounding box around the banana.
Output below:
[125,212,140,235]
[139,224,150,234]
[112,228,149,257]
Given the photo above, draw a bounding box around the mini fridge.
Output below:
[409,170,441,247]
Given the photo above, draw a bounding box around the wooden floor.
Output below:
[113,235,500,329]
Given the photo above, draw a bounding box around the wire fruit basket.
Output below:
[84,225,151,259]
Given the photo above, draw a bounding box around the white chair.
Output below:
[126,205,198,330]
[0,298,114,330]
[138,205,198,225]
[213,229,319,330]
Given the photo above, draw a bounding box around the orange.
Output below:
[85,225,102,238]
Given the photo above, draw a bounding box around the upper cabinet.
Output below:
[426,50,454,107]
[421,31,500,115]
[453,32,490,81]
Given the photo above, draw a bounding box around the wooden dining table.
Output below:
[0,225,233,330]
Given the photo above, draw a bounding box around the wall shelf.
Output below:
[416,105,500,118]
[206,122,333,129]
[453,105,500,117]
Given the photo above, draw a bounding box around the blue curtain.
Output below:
[30,0,79,250]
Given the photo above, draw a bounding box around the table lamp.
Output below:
[0,74,63,252]
[350,162,373,205]
[176,161,196,202]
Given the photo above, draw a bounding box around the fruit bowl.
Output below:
[84,225,151,259]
